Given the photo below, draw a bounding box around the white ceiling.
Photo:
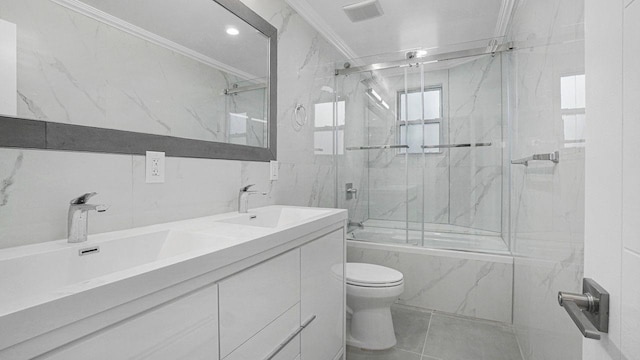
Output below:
[286,0,514,60]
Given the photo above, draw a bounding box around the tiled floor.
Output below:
[346,305,523,360]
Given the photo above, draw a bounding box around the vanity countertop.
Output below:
[0,205,347,351]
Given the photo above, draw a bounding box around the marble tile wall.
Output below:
[448,56,503,232]
[507,0,586,358]
[347,242,513,323]
[0,0,345,249]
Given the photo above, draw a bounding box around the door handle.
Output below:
[558,278,609,340]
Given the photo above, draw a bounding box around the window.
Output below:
[229,112,267,147]
[560,74,586,148]
[397,87,442,154]
[314,101,345,155]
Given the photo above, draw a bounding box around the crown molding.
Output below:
[51,0,258,80]
[285,0,360,61]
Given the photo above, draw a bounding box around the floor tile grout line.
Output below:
[419,311,434,357]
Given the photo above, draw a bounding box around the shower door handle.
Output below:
[558,278,609,340]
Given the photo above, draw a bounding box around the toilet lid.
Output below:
[346,263,403,287]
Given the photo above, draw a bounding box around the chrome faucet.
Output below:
[68,192,109,243]
[238,185,266,213]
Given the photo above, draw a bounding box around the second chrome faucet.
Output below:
[238,185,267,213]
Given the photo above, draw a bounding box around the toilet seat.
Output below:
[346,263,404,288]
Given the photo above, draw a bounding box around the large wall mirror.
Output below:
[0,0,277,161]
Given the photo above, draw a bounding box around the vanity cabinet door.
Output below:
[41,284,219,360]
[218,249,301,358]
[300,229,345,360]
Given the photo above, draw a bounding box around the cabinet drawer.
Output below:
[224,303,300,360]
[41,284,219,360]
[219,249,301,358]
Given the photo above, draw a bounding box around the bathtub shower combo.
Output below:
[327,46,549,327]
[334,48,511,253]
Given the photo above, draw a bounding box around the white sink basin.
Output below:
[216,207,333,228]
[0,230,220,308]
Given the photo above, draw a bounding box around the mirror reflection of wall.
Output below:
[0,0,270,147]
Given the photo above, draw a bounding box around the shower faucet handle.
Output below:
[346,183,358,200]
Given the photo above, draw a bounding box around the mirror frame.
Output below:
[0,0,277,162]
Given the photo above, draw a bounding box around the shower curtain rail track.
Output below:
[335,43,513,76]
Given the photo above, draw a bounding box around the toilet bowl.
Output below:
[345,263,404,350]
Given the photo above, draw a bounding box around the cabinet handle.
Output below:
[264,315,316,360]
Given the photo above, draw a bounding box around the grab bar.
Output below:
[346,145,409,150]
[421,142,492,149]
[511,151,560,166]
[263,315,316,360]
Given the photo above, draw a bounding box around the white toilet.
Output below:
[345,262,404,350]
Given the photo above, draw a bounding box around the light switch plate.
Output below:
[146,151,165,183]
[270,160,278,181]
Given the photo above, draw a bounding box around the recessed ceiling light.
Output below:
[226,27,239,36]
[416,50,428,57]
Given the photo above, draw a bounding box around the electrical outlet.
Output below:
[270,160,279,181]
[146,151,165,183]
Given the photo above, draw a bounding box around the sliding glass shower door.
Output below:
[336,51,508,255]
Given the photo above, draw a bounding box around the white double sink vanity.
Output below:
[0,206,347,360]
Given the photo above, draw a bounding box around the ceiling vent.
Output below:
[342,0,384,22]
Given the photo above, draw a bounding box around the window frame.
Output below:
[559,73,586,148]
[396,85,444,155]
[313,100,346,156]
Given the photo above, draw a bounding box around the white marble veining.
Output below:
[347,241,513,323]
[507,0,586,358]
[0,149,134,249]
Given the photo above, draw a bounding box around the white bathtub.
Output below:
[347,239,514,323]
